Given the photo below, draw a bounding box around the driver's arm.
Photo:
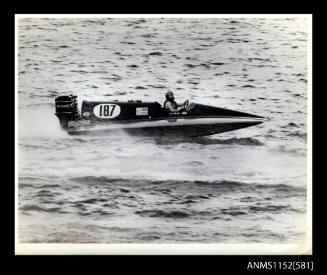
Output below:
[165,101,179,112]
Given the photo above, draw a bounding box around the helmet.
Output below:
[165,91,174,100]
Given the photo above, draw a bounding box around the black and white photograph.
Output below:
[15,14,312,255]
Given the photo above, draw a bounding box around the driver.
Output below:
[164,90,188,113]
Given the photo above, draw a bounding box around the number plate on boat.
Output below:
[93,104,121,119]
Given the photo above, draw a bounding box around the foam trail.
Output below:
[19,105,68,139]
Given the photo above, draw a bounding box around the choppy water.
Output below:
[17,17,309,243]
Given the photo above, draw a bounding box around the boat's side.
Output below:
[67,117,264,137]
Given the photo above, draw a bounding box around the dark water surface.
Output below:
[18,17,309,243]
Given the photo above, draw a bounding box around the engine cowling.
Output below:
[55,95,80,128]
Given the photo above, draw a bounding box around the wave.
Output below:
[199,137,264,146]
[134,203,301,219]
[135,209,191,218]
[67,176,305,194]
[135,208,213,219]
[161,137,264,146]
[70,176,125,184]
[281,122,300,128]
[287,132,307,140]
[149,136,264,146]
[20,204,62,213]
[272,145,306,156]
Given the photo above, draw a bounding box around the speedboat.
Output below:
[55,95,265,137]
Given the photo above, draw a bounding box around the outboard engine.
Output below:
[55,95,80,129]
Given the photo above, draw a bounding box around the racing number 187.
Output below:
[99,104,116,117]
